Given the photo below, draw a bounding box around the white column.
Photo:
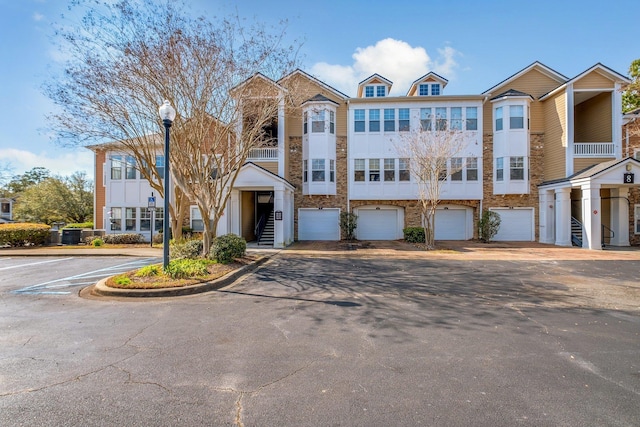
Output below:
[273,185,285,248]
[229,189,240,237]
[613,84,623,159]
[277,96,285,178]
[581,183,602,250]
[539,189,555,244]
[566,85,574,176]
[555,187,572,246]
[610,187,630,246]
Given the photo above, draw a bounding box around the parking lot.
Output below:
[0,247,639,426]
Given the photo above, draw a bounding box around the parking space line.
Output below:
[0,257,73,271]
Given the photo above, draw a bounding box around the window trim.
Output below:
[354,109,365,132]
[369,109,380,132]
[354,159,365,182]
[495,106,503,132]
[369,159,380,182]
[384,109,395,132]
[311,158,325,182]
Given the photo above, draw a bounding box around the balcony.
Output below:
[574,142,615,158]
[248,147,278,161]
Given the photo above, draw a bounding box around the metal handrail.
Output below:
[255,213,267,242]
[601,224,614,248]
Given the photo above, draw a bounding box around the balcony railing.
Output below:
[574,142,615,157]
[248,147,278,161]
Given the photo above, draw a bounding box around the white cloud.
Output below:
[0,148,94,179]
[310,38,460,96]
[33,12,45,22]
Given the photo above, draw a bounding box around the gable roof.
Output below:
[230,72,284,97]
[490,89,534,101]
[357,73,393,97]
[302,94,340,106]
[483,61,568,96]
[278,69,349,100]
[406,72,448,96]
[539,157,640,187]
[539,63,632,101]
[236,162,296,190]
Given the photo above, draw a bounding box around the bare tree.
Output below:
[45,0,300,251]
[396,128,474,249]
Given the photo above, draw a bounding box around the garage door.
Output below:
[435,208,467,240]
[357,209,399,240]
[298,209,340,240]
[491,208,534,241]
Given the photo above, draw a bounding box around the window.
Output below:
[510,105,524,129]
[399,108,410,131]
[125,207,136,231]
[154,207,164,231]
[496,157,504,181]
[330,111,335,134]
[303,160,308,183]
[435,107,447,131]
[419,84,429,96]
[110,207,122,231]
[156,155,165,178]
[420,108,432,131]
[312,159,325,182]
[495,107,503,131]
[431,84,440,95]
[312,110,325,133]
[510,156,525,180]
[303,111,308,134]
[466,157,478,181]
[635,205,640,234]
[111,155,122,180]
[399,158,410,181]
[1,202,9,214]
[354,109,365,132]
[140,207,151,231]
[365,86,374,97]
[354,159,365,182]
[377,85,386,97]
[384,158,395,181]
[466,107,478,131]
[369,159,380,181]
[384,109,395,132]
[125,156,136,179]
[191,207,204,232]
[369,109,380,132]
[450,107,462,131]
[451,157,463,181]
[330,160,335,183]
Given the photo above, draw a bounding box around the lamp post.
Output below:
[158,100,176,270]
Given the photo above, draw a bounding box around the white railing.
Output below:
[248,147,278,160]
[573,142,615,157]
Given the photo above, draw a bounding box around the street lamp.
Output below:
[158,100,176,270]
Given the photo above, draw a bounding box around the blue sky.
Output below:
[0,0,636,179]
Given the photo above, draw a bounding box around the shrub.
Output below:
[91,238,104,247]
[340,212,358,240]
[403,227,425,243]
[65,222,94,229]
[165,259,210,279]
[113,275,132,286]
[135,264,161,277]
[211,233,246,263]
[170,238,203,260]
[152,233,164,244]
[479,210,501,242]
[102,233,146,244]
[0,223,51,247]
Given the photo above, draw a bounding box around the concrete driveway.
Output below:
[1,244,639,426]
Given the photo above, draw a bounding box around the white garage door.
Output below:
[435,208,467,240]
[298,209,340,240]
[491,208,534,241]
[358,209,399,240]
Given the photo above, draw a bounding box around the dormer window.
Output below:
[365,86,374,97]
[377,85,386,97]
[419,84,429,96]
[431,84,440,96]
[364,85,387,97]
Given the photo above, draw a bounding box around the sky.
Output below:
[0,0,637,181]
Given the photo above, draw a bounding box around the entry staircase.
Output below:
[571,217,583,247]
[257,211,275,246]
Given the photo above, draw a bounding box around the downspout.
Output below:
[346,99,350,216]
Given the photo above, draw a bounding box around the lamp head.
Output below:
[158,100,176,123]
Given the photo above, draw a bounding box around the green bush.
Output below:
[170,238,203,260]
[152,233,164,244]
[135,264,161,277]
[113,275,132,286]
[103,233,146,244]
[340,212,358,240]
[165,259,210,279]
[479,210,501,242]
[403,227,426,243]
[91,238,104,247]
[211,233,246,263]
[65,222,94,229]
[0,223,51,247]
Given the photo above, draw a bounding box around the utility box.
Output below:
[61,229,82,245]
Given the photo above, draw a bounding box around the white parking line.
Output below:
[0,257,74,271]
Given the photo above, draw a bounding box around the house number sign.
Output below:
[274,211,283,221]
[623,173,634,184]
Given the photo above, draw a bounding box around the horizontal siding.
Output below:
[575,92,612,142]
[573,71,615,90]
[253,161,278,175]
[574,157,611,173]
[543,92,567,180]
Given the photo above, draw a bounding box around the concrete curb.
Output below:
[89,255,270,298]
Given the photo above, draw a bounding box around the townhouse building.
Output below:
[89,61,640,250]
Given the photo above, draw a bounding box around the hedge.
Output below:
[0,223,51,247]
[102,233,146,244]
[64,222,94,229]
[403,227,425,243]
[211,234,246,263]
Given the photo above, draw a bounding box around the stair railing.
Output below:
[601,224,614,248]
[571,217,583,247]
[255,213,267,243]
